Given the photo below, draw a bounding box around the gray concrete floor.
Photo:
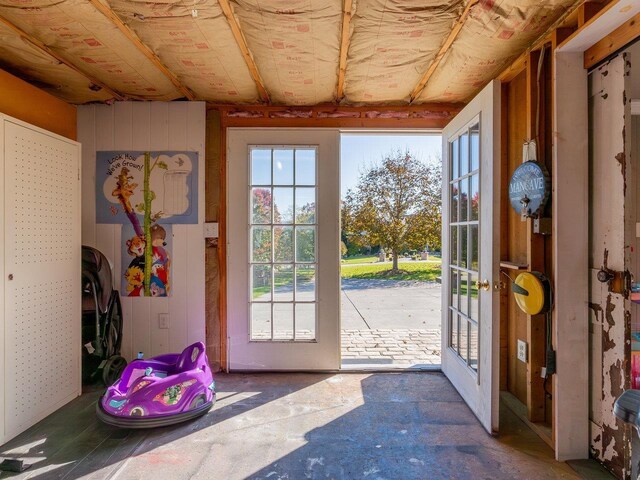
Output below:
[0,373,578,479]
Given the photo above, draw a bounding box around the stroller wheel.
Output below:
[103,355,127,386]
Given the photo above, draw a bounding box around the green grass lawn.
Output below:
[341,260,442,281]
[340,255,378,264]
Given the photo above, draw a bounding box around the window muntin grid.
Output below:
[249,147,318,341]
[448,122,480,372]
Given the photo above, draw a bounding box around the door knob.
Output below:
[475,279,491,291]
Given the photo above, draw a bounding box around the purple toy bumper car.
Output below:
[97,342,215,428]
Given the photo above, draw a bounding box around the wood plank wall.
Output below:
[77,102,206,361]
[500,46,554,432]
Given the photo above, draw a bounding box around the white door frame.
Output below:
[227,128,340,370]
[441,80,501,434]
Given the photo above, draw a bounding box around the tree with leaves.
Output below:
[342,150,441,273]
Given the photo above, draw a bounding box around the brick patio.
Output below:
[341,328,441,367]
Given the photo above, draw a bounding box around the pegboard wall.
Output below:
[1,117,81,445]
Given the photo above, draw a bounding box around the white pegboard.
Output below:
[1,117,81,444]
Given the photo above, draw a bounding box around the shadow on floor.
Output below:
[0,373,578,479]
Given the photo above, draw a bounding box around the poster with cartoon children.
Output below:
[122,223,172,297]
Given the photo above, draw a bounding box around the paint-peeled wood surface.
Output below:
[77,102,206,362]
[588,54,632,479]
[0,0,581,105]
[0,373,579,479]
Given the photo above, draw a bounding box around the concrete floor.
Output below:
[0,373,579,480]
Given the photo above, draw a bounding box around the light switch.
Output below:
[158,313,169,329]
[204,222,219,239]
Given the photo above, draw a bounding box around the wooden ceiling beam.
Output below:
[88,0,196,100]
[409,0,479,103]
[336,0,353,102]
[0,14,125,100]
[584,11,640,69]
[217,0,270,103]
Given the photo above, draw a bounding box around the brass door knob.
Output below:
[475,279,491,291]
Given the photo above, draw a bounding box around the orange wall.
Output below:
[0,69,76,140]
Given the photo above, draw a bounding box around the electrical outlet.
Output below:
[517,339,528,363]
[158,313,169,329]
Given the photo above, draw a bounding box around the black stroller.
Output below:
[82,246,127,385]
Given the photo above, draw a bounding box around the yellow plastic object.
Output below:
[514,272,547,315]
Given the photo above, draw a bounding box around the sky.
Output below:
[340,134,442,198]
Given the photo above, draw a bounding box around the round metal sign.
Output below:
[508,161,550,217]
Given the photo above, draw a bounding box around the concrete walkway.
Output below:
[340,278,442,367]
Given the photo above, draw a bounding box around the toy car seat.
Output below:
[176,342,206,372]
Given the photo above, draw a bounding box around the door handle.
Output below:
[475,279,491,291]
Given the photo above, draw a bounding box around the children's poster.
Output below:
[96,150,194,297]
[122,223,172,297]
[96,151,198,225]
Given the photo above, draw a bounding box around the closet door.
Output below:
[1,116,81,444]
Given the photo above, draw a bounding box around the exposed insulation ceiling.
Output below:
[0,0,580,106]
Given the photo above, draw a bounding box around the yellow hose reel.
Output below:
[510,271,552,315]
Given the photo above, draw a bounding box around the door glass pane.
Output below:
[470,174,479,221]
[450,313,459,352]
[295,188,315,224]
[470,123,480,172]
[295,303,315,340]
[470,273,479,322]
[274,226,294,262]
[251,303,271,340]
[251,226,271,263]
[296,226,316,262]
[273,303,294,340]
[273,264,294,301]
[251,265,272,302]
[249,147,318,342]
[295,149,316,185]
[460,177,469,222]
[460,132,469,176]
[450,268,459,310]
[450,226,458,266]
[451,138,459,179]
[273,187,294,224]
[273,149,294,185]
[251,188,272,224]
[460,225,468,269]
[460,272,469,316]
[459,320,469,363]
[470,224,479,271]
[469,322,478,371]
[251,149,271,185]
[451,182,459,223]
[295,265,315,301]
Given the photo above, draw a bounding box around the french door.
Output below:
[227,129,340,370]
[441,81,501,433]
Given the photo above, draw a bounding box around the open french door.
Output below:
[441,81,501,433]
[227,129,341,370]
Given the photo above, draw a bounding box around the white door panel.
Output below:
[441,81,501,433]
[227,129,340,370]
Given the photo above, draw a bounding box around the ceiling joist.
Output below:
[409,0,479,103]
[336,0,353,102]
[217,0,270,103]
[0,14,124,100]
[87,0,196,100]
